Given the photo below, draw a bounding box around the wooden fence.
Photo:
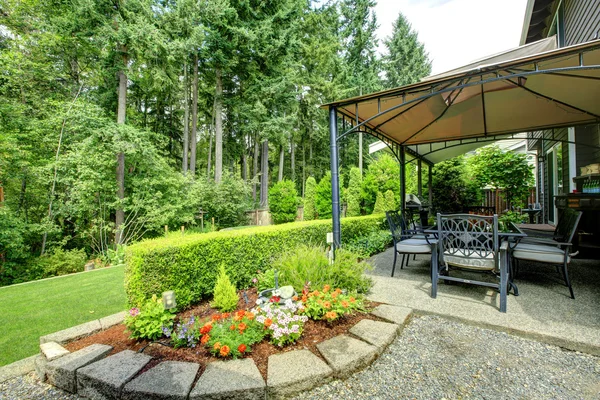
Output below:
[480,187,537,214]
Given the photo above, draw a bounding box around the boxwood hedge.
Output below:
[125,215,386,309]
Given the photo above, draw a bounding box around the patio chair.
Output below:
[385,210,433,277]
[511,210,582,299]
[431,213,509,312]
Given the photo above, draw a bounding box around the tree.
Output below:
[431,157,480,214]
[361,154,400,214]
[303,176,317,221]
[269,180,299,224]
[315,172,332,219]
[346,167,362,217]
[382,12,432,88]
[372,191,385,214]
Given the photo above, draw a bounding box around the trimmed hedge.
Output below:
[125,214,386,309]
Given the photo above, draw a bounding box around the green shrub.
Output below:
[124,295,176,340]
[384,190,396,211]
[256,268,276,291]
[344,230,392,258]
[373,191,385,214]
[272,245,373,294]
[125,215,385,309]
[315,172,332,219]
[37,248,88,278]
[346,167,362,217]
[211,265,239,312]
[303,177,317,221]
[269,180,299,224]
[362,154,400,214]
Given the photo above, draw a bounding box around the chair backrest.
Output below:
[385,210,410,242]
[554,208,583,242]
[436,213,499,270]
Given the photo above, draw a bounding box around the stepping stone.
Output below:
[46,344,113,393]
[123,361,199,400]
[190,358,264,400]
[41,342,70,361]
[267,349,332,399]
[371,304,413,326]
[349,319,399,353]
[316,334,378,378]
[77,350,152,399]
[40,320,102,344]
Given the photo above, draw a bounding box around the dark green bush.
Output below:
[37,248,88,278]
[344,229,392,258]
[125,215,385,309]
[269,180,299,224]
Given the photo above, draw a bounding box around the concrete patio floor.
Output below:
[366,247,600,356]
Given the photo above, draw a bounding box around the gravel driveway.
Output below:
[2,315,598,400]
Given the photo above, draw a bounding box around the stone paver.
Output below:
[190,358,264,400]
[40,320,102,345]
[99,312,126,330]
[349,319,399,353]
[316,334,378,378]
[267,349,332,399]
[0,355,37,383]
[46,344,113,393]
[122,361,199,400]
[77,350,151,399]
[40,342,70,361]
[371,304,413,326]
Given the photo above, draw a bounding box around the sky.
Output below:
[374,0,529,75]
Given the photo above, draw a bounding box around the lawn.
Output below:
[0,266,126,366]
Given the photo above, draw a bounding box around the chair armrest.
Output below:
[499,241,509,252]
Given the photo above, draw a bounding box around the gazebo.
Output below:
[323,37,600,248]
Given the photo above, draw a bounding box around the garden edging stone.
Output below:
[349,319,400,353]
[40,311,125,345]
[190,358,265,400]
[122,360,199,400]
[316,334,379,378]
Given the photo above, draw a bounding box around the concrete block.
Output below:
[77,350,151,399]
[349,319,399,353]
[40,342,70,361]
[0,355,36,383]
[34,354,48,382]
[267,350,332,399]
[371,304,413,326]
[316,334,379,378]
[99,312,126,330]
[40,320,102,345]
[190,358,264,400]
[46,343,113,393]
[123,361,199,400]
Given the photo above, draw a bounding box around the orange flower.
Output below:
[292,295,298,301]
[200,323,213,335]
[323,301,331,309]
[334,288,342,294]
[211,314,221,322]
[233,315,242,321]
[222,313,230,319]
[245,312,255,320]
[213,342,221,350]
[229,324,236,331]
[349,297,356,303]
[301,295,308,303]
[312,290,320,297]
[341,300,349,308]
[236,310,246,318]
[238,322,247,332]
[238,344,247,353]
[201,334,210,344]
[331,292,338,299]
[323,284,330,293]
[264,318,272,328]
[324,311,338,320]
[220,345,230,357]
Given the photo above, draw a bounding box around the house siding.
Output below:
[563,0,600,46]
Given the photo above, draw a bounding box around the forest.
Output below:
[0,0,434,285]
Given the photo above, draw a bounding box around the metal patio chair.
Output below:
[511,209,582,299]
[385,210,434,277]
[431,213,509,312]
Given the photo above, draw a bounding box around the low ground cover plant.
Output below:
[124,295,175,340]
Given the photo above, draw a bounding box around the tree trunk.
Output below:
[290,139,295,183]
[252,136,259,202]
[302,141,306,196]
[278,144,284,182]
[207,126,213,179]
[214,68,223,183]
[115,53,127,246]
[182,61,189,173]
[242,151,247,181]
[190,53,199,175]
[359,132,363,174]
[260,139,269,208]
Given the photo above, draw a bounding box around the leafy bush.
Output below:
[269,180,299,224]
[37,248,88,278]
[105,245,126,267]
[125,215,385,309]
[165,316,202,348]
[346,167,362,217]
[344,229,392,257]
[256,269,276,291]
[303,177,317,221]
[362,154,400,214]
[384,190,396,211]
[373,191,385,214]
[499,211,526,232]
[211,265,239,312]
[431,157,480,214]
[124,295,176,340]
[302,285,366,322]
[315,172,332,219]
[0,207,32,286]
[272,245,373,294]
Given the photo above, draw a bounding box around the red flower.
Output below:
[222,313,230,319]
[238,344,247,353]
[201,334,210,344]
[211,314,221,322]
[269,295,281,303]
[200,323,213,335]
[220,345,230,357]
[236,310,246,319]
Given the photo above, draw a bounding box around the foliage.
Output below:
[203,311,266,359]
[346,167,363,217]
[0,206,32,286]
[362,154,399,214]
[36,248,87,278]
[499,211,526,232]
[431,157,481,214]
[467,146,535,209]
[254,300,308,347]
[372,192,386,214]
[344,230,392,258]
[303,176,318,221]
[256,269,276,292]
[211,265,239,312]
[302,285,366,322]
[272,245,373,294]
[315,172,332,219]
[165,316,202,349]
[124,295,175,341]
[384,190,397,211]
[105,245,126,267]
[269,180,299,224]
[125,215,385,309]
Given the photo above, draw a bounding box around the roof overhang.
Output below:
[323,38,600,164]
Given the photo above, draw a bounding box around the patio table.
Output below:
[521,208,542,224]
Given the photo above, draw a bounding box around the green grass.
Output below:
[0,266,126,366]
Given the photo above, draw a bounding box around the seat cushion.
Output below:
[443,248,496,270]
[396,238,432,254]
[512,243,568,264]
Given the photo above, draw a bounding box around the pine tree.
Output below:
[384,190,396,212]
[346,167,362,217]
[211,265,239,312]
[382,12,432,88]
[373,191,386,214]
[303,176,318,221]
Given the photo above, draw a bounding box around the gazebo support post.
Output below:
[417,159,422,197]
[329,106,341,250]
[428,165,433,209]
[400,146,406,213]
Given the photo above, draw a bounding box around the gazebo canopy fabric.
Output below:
[323,37,600,161]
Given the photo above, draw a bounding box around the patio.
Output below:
[366,248,600,356]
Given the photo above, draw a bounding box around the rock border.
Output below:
[31,305,413,399]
